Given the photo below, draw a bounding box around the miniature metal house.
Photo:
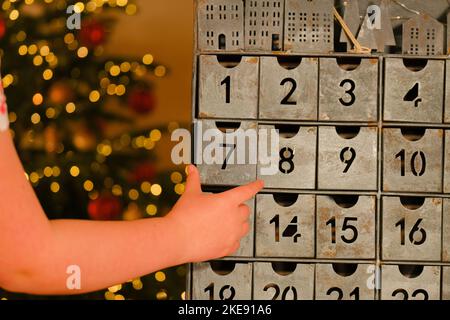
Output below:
[244,0,285,51]
[402,14,444,56]
[197,0,244,51]
[284,0,334,53]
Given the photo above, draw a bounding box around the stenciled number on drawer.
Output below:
[403,83,422,108]
[270,215,301,243]
[280,78,297,105]
[326,217,358,244]
[221,143,236,170]
[204,283,235,300]
[340,147,356,173]
[395,218,427,246]
[279,147,295,174]
[392,288,428,300]
[326,287,360,300]
[339,79,356,107]
[221,76,231,104]
[395,149,426,177]
[263,284,298,300]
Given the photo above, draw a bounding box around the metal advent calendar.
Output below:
[188,0,450,300]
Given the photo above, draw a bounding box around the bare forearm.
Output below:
[5,216,187,295]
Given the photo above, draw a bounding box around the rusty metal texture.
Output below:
[384,58,444,123]
[318,126,378,191]
[245,0,285,51]
[259,56,318,121]
[257,125,317,189]
[253,262,315,300]
[319,58,378,122]
[315,263,376,300]
[316,195,376,259]
[255,194,315,258]
[197,0,244,51]
[198,55,258,119]
[382,128,443,193]
[381,265,440,300]
[382,196,442,261]
[284,0,334,53]
[402,14,444,56]
[192,262,253,300]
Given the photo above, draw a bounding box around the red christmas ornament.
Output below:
[0,17,6,40]
[88,195,122,221]
[79,20,106,48]
[131,163,156,183]
[128,88,156,114]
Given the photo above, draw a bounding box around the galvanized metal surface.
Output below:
[383,128,443,193]
[244,0,284,51]
[315,263,376,300]
[195,120,258,186]
[197,0,244,52]
[192,262,253,300]
[253,262,315,300]
[255,194,315,258]
[381,265,441,300]
[444,131,450,193]
[443,267,450,300]
[382,197,442,261]
[319,58,378,122]
[257,125,317,189]
[284,0,334,53]
[318,126,378,191]
[402,14,444,56]
[198,55,259,119]
[259,56,318,121]
[384,58,444,123]
[444,199,450,262]
[445,61,450,123]
[316,195,376,259]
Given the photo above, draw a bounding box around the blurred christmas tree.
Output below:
[0,0,186,300]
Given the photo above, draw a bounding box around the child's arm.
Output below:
[0,130,263,295]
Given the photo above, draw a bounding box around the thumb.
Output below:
[184,165,202,194]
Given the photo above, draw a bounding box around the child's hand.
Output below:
[167,165,264,263]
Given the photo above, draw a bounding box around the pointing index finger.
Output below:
[221,180,264,204]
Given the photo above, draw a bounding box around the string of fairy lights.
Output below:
[0,0,187,300]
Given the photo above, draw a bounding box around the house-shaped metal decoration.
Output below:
[245,0,285,51]
[402,14,444,56]
[284,0,334,53]
[197,0,244,51]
